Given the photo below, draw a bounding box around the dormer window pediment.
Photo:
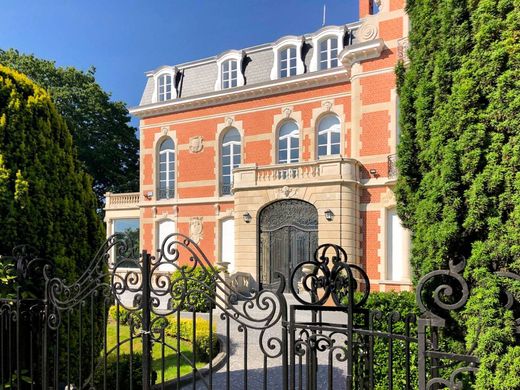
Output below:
[215,50,245,91]
[151,66,178,103]
[309,26,346,72]
[270,36,305,80]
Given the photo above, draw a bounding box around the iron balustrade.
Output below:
[388,153,398,179]
[156,187,175,200]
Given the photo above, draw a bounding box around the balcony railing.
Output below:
[220,182,233,196]
[157,187,175,200]
[105,192,140,209]
[233,157,359,190]
[388,154,398,179]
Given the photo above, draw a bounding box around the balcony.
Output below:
[233,157,359,190]
[105,192,140,210]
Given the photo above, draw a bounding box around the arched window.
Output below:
[319,37,339,70]
[158,138,175,199]
[317,115,341,158]
[157,74,173,102]
[221,128,241,196]
[280,46,297,78]
[278,121,299,163]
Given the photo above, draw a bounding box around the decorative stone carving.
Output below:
[381,189,396,206]
[283,107,292,118]
[358,23,378,42]
[397,37,410,64]
[275,185,299,199]
[188,136,204,153]
[225,117,234,127]
[190,217,203,244]
[161,126,169,135]
[322,101,333,112]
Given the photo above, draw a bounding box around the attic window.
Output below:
[158,74,173,102]
[280,47,297,78]
[319,37,339,70]
[222,59,238,89]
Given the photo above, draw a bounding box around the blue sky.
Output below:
[1,1,359,113]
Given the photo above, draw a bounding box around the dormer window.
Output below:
[270,36,305,80]
[319,38,339,70]
[215,50,245,91]
[280,47,297,78]
[222,59,238,89]
[158,74,173,102]
[310,26,346,72]
[150,67,177,104]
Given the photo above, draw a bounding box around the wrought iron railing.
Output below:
[157,187,175,200]
[388,153,398,179]
[220,182,233,196]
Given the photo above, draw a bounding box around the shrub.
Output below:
[344,291,418,389]
[163,317,218,362]
[170,266,219,313]
[93,353,142,389]
[108,305,138,326]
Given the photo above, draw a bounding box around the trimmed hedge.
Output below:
[170,266,219,313]
[93,353,142,389]
[164,317,218,362]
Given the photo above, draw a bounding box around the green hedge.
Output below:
[170,266,219,313]
[163,317,218,362]
[93,353,143,389]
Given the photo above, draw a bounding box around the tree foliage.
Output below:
[396,0,520,387]
[0,49,139,205]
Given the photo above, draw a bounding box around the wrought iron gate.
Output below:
[1,234,519,389]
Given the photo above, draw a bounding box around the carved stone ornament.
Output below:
[188,136,204,153]
[358,22,378,42]
[161,126,169,135]
[322,101,333,112]
[225,117,234,127]
[380,189,396,206]
[190,217,203,244]
[275,185,299,199]
[283,107,292,118]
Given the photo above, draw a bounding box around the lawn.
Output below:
[105,318,207,382]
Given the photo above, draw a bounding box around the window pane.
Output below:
[160,138,174,150]
[222,166,230,175]
[160,154,166,163]
[281,50,287,60]
[331,58,338,67]
[280,69,287,78]
[222,156,230,166]
[331,38,337,49]
[278,150,287,163]
[160,172,166,181]
[318,146,327,157]
[331,131,340,143]
[320,41,328,51]
[318,115,340,132]
[223,128,241,143]
[289,48,296,58]
[279,138,287,149]
[223,61,229,72]
[231,61,237,71]
[223,80,229,89]
[318,133,327,145]
[168,162,174,171]
[290,148,299,161]
[331,144,340,155]
[321,51,328,62]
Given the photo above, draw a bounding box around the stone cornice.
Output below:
[338,39,386,77]
[130,68,349,119]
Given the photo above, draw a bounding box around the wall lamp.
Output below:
[243,212,252,223]
[369,169,378,176]
[324,209,334,222]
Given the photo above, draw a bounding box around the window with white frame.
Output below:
[319,37,339,70]
[222,59,238,89]
[157,74,173,102]
[112,218,139,268]
[278,121,299,163]
[280,47,297,78]
[158,138,175,199]
[386,208,406,281]
[317,115,341,158]
[220,218,235,272]
[157,219,176,271]
[221,128,241,196]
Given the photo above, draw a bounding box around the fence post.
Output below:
[141,250,152,390]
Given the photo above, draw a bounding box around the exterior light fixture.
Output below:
[243,212,252,223]
[369,169,378,175]
[145,191,153,200]
[324,209,334,221]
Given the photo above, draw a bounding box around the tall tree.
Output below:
[0,49,139,205]
[397,0,520,387]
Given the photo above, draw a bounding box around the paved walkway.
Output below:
[180,294,350,390]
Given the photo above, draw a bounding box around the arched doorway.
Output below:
[258,199,318,291]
